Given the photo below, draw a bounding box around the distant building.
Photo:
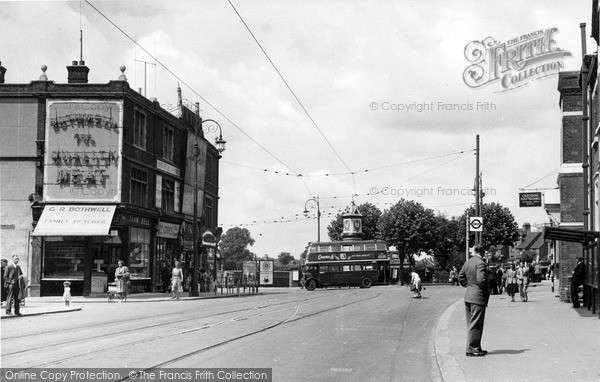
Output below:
[0,60,222,296]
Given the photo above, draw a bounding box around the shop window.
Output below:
[130,167,148,207]
[43,239,86,279]
[163,125,174,162]
[134,109,147,150]
[156,238,177,284]
[129,227,151,278]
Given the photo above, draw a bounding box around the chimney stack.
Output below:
[67,60,89,84]
[0,61,6,84]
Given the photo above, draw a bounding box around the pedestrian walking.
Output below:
[458,245,489,357]
[505,263,518,302]
[571,257,585,308]
[4,255,23,316]
[487,265,498,295]
[62,281,72,307]
[114,260,130,303]
[1,258,7,308]
[449,266,458,286]
[410,270,422,298]
[534,262,542,282]
[516,261,529,302]
[171,261,183,300]
[496,266,504,294]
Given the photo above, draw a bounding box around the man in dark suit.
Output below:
[4,255,23,315]
[571,257,585,308]
[458,245,489,357]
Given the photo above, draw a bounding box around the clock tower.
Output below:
[342,202,363,241]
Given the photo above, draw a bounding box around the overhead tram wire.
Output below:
[84,0,305,189]
[389,150,472,188]
[227,0,357,193]
[519,169,559,191]
[221,149,472,178]
[223,200,474,228]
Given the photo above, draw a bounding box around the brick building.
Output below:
[548,6,600,317]
[0,61,222,296]
[553,71,585,302]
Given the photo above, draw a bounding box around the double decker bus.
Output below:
[302,240,391,291]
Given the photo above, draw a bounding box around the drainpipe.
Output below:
[581,23,589,232]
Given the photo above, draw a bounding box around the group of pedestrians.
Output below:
[502,261,531,302]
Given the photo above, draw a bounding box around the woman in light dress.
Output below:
[171,261,183,300]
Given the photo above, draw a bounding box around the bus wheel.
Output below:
[361,277,373,288]
[306,279,317,291]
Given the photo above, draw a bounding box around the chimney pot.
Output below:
[67,60,89,83]
[72,60,78,65]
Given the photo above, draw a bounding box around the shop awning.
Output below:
[32,205,117,236]
[544,226,600,245]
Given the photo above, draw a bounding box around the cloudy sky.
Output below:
[1,1,594,258]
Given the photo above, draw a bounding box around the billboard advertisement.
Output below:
[44,100,123,202]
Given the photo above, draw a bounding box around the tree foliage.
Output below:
[278,252,295,265]
[377,199,438,267]
[219,227,255,270]
[459,203,520,252]
[327,202,382,241]
[430,215,464,270]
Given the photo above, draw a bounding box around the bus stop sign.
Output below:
[469,217,483,232]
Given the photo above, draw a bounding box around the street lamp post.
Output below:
[303,196,321,242]
[189,119,226,297]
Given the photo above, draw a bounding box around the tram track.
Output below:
[113,290,380,381]
[1,292,333,343]
[2,290,362,368]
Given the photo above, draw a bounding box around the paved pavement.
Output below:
[3,282,599,382]
[434,280,600,382]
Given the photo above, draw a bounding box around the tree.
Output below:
[377,199,439,281]
[460,203,520,252]
[327,202,382,241]
[219,227,255,270]
[278,252,295,265]
[431,214,464,270]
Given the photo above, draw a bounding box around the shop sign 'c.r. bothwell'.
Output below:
[463,28,571,91]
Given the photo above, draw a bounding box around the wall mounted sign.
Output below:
[44,100,123,202]
[519,192,542,207]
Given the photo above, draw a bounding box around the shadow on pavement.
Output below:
[487,349,531,355]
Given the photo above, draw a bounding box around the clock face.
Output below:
[343,220,351,230]
[353,220,361,230]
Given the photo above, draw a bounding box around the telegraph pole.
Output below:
[475,135,481,245]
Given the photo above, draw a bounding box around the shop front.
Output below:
[155,221,181,292]
[112,212,155,293]
[32,204,117,296]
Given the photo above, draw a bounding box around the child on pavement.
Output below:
[62,281,71,307]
